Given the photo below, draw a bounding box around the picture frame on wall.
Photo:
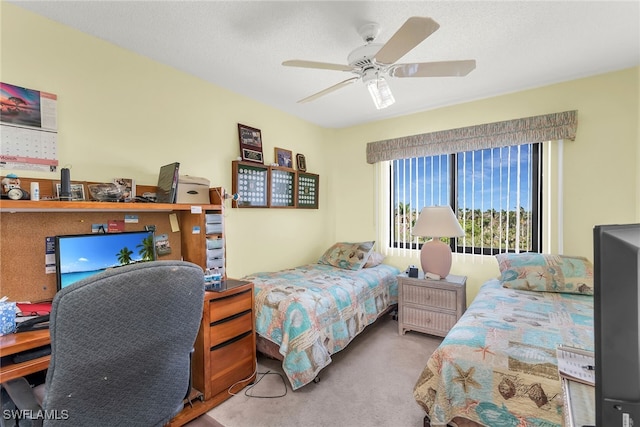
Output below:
[231,160,269,208]
[297,172,319,209]
[275,147,293,168]
[296,153,307,172]
[238,123,264,163]
[269,166,296,208]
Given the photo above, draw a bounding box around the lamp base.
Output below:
[420,239,452,279]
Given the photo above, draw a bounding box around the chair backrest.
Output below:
[42,260,204,427]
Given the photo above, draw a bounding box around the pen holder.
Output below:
[0,301,16,335]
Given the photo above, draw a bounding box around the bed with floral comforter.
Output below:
[414,254,594,427]
[245,262,399,390]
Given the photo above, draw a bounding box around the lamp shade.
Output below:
[412,206,464,279]
[412,206,464,238]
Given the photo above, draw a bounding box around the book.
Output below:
[113,178,136,201]
[557,346,596,427]
[156,162,180,203]
[561,377,596,427]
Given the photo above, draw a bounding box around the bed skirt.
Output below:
[256,334,283,361]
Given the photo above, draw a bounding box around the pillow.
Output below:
[364,251,385,268]
[496,253,594,295]
[318,241,375,270]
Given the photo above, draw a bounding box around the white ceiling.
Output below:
[7,1,640,129]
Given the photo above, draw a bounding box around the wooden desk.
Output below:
[0,329,51,383]
[0,283,256,426]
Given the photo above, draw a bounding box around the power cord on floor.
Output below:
[242,370,288,399]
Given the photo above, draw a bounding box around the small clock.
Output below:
[7,187,29,200]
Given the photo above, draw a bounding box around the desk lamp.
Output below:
[412,206,464,279]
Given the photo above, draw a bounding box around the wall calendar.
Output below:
[0,82,59,172]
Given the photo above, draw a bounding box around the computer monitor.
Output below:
[55,230,156,291]
[594,223,640,426]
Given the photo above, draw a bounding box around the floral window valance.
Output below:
[366,110,578,164]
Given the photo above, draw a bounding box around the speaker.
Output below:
[60,168,71,201]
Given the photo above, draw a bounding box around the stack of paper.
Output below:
[557,345,595,427]
[556,345,595,386]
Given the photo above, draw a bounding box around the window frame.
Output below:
[389,143,543,255]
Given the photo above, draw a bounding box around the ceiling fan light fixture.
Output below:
[367,76,395,109]
[283,17,474,109]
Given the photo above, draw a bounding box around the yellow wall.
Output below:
[3,4,639,299]
[330,68,640,299]
[0,3,333,278]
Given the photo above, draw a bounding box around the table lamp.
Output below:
[412,206,465,279]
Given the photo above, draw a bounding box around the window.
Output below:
[390,143,542,255]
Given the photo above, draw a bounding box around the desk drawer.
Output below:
[209,332,255,396]
[209,289,252,323]
[403,284,458,311]
[209,310,252,348]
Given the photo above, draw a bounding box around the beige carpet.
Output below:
[205,313,442,427]
[183,414,226,427]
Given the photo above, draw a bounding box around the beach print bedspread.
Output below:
[247,263,399,390]
[413,279,593,427]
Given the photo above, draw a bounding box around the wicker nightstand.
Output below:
[397,273,467,337]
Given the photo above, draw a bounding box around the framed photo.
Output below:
[296,153,307,172]
[275,147,293,168]
[54,182,86,201]
[238,123,263,164]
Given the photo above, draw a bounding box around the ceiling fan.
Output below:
[282,17,476,109]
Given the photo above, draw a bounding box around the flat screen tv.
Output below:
[594,223,640,426]
[55,230,156,291]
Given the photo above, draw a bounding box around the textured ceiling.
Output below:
[7,1,640,128]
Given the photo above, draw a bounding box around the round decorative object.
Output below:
[7,187,29,200]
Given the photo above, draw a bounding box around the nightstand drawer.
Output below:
[209,289,252,323]
[404,284,458,311]
[209,310,253,347]
[403,307,458,335]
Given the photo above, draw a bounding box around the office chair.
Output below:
[2,260,205,427]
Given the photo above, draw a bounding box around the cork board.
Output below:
[0,211,182,302]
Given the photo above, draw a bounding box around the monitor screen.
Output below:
[594,223,640,426]
[55,230,156,291]
[156,162,180,203]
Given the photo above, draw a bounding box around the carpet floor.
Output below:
[204,313,442,427]
[183,413,226,427]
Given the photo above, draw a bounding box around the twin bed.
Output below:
[243,241,400,390]
[244,246,594,427]
[414,253,595,427]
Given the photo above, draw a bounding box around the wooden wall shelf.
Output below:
[0,200,223,213]
[0,183,227,303]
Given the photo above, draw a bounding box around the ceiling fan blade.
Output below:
[283,60,355,72]
[374,17,440,65]
[389,60,477,78]
[297,77,359,104]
